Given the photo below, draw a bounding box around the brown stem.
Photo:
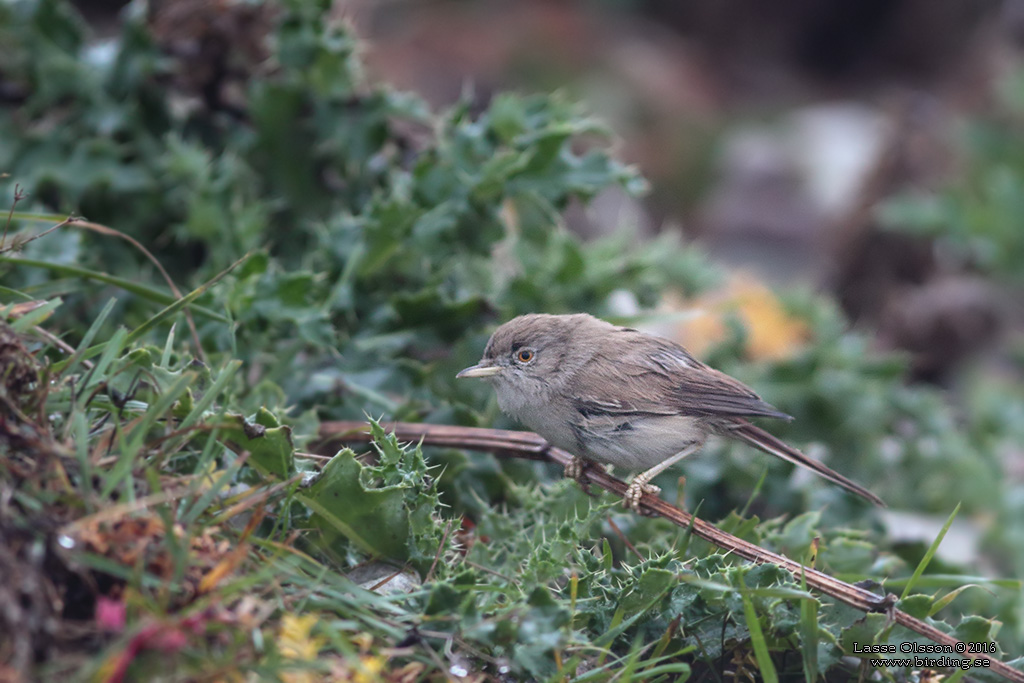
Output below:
[319,420,1024,683]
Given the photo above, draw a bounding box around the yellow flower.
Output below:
[279,614,325,683]
[353,655,385,683]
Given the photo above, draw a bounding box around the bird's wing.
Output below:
[571,333,791,421]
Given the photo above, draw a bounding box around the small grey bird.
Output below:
[457,313,884,510]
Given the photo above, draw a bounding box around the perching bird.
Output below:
[458,313,884,510]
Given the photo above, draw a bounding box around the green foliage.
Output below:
[2,0,1022,680]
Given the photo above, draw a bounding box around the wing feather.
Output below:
[570,330,791,421]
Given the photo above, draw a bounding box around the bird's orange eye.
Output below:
[516,349,534,363]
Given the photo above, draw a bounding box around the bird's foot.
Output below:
[564,456,586,481]
[564,456,599,496]
[624,476,661,513]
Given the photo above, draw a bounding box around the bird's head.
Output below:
[457,313,609,412]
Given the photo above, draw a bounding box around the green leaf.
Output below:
[820,536,876,574]
[619,568,674,617]
[300,450,411,561]
[952,616,996,645]
[489,93,527,143]
[223,412,295,479]
[897,594,934,619]
[839,613,888,657]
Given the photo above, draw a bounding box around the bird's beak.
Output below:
[457,362,503,379]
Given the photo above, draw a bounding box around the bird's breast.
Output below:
[494,383,581,453]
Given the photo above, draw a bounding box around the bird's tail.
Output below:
[728,421,886,507]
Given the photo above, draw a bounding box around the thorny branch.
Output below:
[320,420,1024,683]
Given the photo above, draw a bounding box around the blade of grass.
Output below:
[799,554,819,683]
[295,491,383,559]
[72,410,95,513]
[596,605,625,665]
[928,584,986,618]
[900,502,961,600]
[72,553,174,591]
[51,253,251,374]
[0,285,33,300]
[175,360,242,433]
[8,211,69,223]
[124,253,252,346]
[739,468,768,519]
[181,443,247,527]
[123,371,196,454]
[946,667,970,683]
[22,277,97,300]
[160,324,176,367]
[592,583,679,650]
[741,589,779,683]
[674,499,702,555]
[2,257,227,322]
[225,301,238,358]
[76,327,129,400]
[632,662,692,678]
[61,298,117,379]
[884,574,1018,590]
[615,638,647,682]
[675,574,815,601]
[5,297,61,332]
[211,474,300,527]
[101,372,195,499]
[619,653,694,682]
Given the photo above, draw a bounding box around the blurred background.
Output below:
[341,0,1024,384]
[43,0,1024,389]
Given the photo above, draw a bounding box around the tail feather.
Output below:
[729,421,886,507]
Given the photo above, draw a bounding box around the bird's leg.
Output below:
[625,443,701,512]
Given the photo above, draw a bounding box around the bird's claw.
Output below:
[564,456,599,496]
[624,477,661,513]
[564,456,585,481]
